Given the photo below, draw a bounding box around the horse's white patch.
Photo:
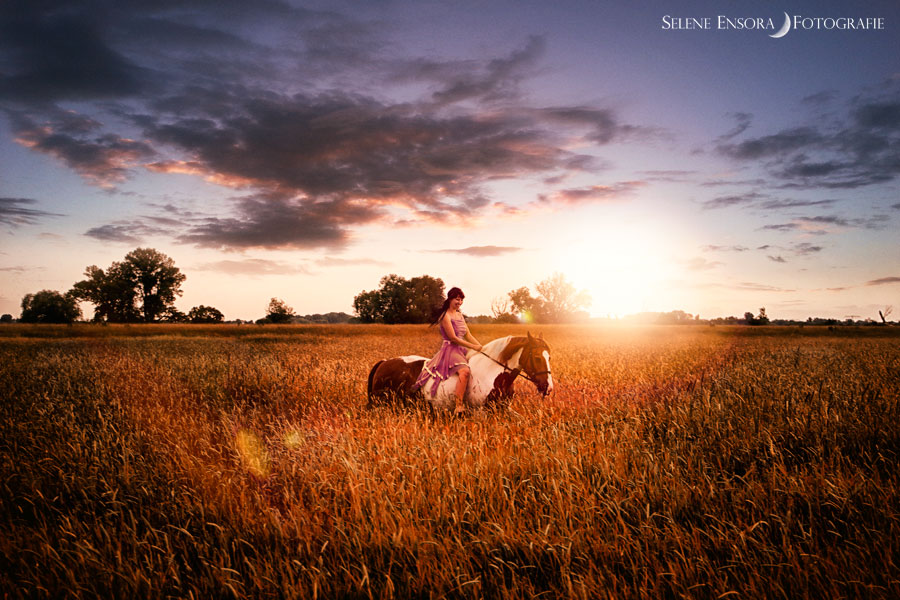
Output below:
[542,350,554,392]
[400,355,427,363]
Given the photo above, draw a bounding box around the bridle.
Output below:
[477,341,551,386]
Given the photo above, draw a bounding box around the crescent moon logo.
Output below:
[770,12,791,38]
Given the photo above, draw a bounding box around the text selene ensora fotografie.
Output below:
[662,14,885,38]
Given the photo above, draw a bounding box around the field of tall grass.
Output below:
[1,323,898,598]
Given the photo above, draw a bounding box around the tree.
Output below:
[491,296,519,323]
[508,286,544,322]
[188,305,224,323]
[507,273,591,323]
[71,248,185,322]
[266,298,295,323]
[0,314,13,323]
[71,262,140,322]
[377,274,414,324]
[20,290,81,323]
[744,308,769,326]
[880,306,893,324]
[407,275,446,323]
[124,248,186,322]
[163,307,187,323]
[352,289,381,323]
[535,272,591,323]
[353,274,445,324]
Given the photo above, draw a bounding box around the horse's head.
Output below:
[521,332,553,396]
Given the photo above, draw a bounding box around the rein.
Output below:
[476,348,550,385]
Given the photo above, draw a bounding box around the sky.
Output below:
[1,0,898,321]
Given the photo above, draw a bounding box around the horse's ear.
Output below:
[527,331,534,341]
[538,332,544,340]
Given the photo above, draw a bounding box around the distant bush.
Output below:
[188,305,225,324]
[20,290,81,324]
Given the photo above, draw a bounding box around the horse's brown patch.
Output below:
[486,369,520,407]
[498,336,529,364]
[367,357,424,406]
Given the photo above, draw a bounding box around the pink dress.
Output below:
[414,314,469,395]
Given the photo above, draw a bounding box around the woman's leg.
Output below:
[454,367,470,413]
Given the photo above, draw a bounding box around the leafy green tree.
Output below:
[20,290,81,323]
[71,248,185,322]
[188,305,224,323]
[71,262,140,322]
[353,274,445,323]
[125,248,186,322]
[352,289,381,323]
[266,298,295,323]
[377,274,413,324]
[407,276,446,323]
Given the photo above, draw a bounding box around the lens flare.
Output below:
[235,429,268,477]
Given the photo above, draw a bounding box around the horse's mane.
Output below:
[476,335,537,366]
[472,335,528,365]
[497,336,529,364]
[477,336,514,362]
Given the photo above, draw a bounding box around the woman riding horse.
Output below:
[412,287,483,415]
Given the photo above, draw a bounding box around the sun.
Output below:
[552,225,674,318]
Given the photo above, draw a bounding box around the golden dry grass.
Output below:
[1,323,898,598]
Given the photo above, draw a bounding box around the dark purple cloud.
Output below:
[866,277,900,286]
[137,91,601,207]
[717,112,753,141]
[758,198,836,210]
[178,195,382,250]
[761,214,886,234]
[793,243,824,255]
[760,223,801,232]
[8,110,155,187]
[701,191,764,210]
[716,81,900,189]
[0,3,145,102]
[720,127,823,160]
[538,181,645,205]
[0,2,645,250]
[401,35,546,106]
[0,197,63,226]
[84,221,171,244]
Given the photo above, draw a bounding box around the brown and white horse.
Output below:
[367,332,553,411]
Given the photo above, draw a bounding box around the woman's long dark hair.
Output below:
[429,287,464,326]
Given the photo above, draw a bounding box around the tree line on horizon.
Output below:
[6,247,895,326]
[8,247,595,326]
[351,272,592,325]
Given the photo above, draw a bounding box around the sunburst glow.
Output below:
[554,225,675,318]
